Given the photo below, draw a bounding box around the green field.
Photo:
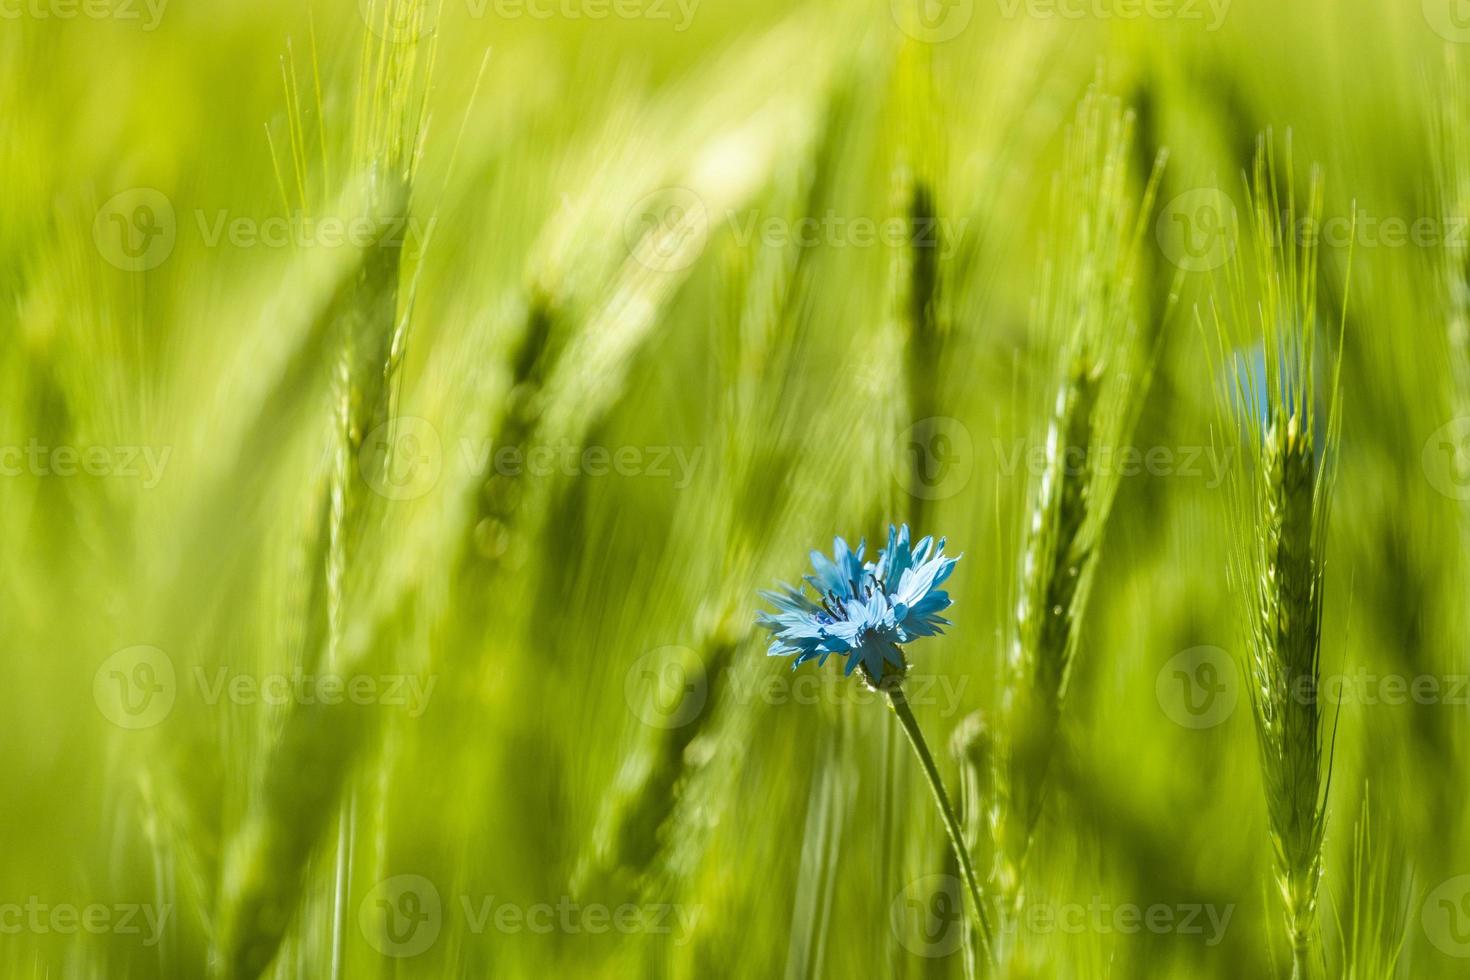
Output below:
[4,0,1470,976]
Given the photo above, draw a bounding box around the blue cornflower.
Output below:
[1226,342,1326,466]
[756,525,960,683]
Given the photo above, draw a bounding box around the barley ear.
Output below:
[989,87,1164,916]
[1210,133,1346,980]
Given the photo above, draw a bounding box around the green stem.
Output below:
[886,683,996,965]
[1289,931,1312,980]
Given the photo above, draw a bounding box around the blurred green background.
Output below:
[3,0,1469,976]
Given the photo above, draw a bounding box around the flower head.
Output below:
[1227,342,1324,459]
[756,525,960,683]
